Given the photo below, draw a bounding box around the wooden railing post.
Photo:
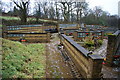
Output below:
[88,55,103,78]
[105,35,116,66]
[73,31,78,41]
[101,31,104,40]
[64,30,67,35]
[47,32,50,43]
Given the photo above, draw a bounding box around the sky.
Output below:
[1,0,120,15]
[87,0,120,15]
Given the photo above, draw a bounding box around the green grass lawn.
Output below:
[1,38,46,78]
[0,16,20,20]
[0,24,2,27]
[0,16,57,23]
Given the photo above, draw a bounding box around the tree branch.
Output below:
[13,1,22,9]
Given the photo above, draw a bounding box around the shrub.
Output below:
[98,40,103,46]
[85,40,94,47]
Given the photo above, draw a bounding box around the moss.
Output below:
[107,34,117,38]
[107,33,116,36]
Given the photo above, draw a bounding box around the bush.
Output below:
[98,40,103,46]
[85,40,94,47]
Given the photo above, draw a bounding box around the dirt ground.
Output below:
[93,39,120,78]
[45,33,73,78]
[102,65,120,78]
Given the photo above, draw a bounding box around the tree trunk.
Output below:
[13,1,29,25]
[20,9,27,24]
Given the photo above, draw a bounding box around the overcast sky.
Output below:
[1,0,120,15]
[87,0,120,15]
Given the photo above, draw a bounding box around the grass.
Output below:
[1,38,46,78]
[0,16,57,23]
[28,17,57,23]
[0,24,2,27]
[0,16,20,20]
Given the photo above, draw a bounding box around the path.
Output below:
[46,33,73,78]
[93,39,108,57]
[93,39,119,78]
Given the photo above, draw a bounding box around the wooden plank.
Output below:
[25,34,47,37]
[25,37,47,39]
[7,37,47,40]
[63,39,88,73]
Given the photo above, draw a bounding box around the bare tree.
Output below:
[13,0,30,24]
[34,2,42,22]
[55,2,60,20]
[57,1,88,22]
[0,1,3,13]
[58,1,75,22]
[48,3,55,19]
[93,6,103,19]
[41,2,49,19]
[75,2,88,23]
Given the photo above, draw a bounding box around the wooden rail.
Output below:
[5,33,50,43]
[3,25,58,43]
[6,26,57,33]
[73,31,104,41]
[60,34,103,78]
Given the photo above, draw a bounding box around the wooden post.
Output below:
[47,32,50,43]
[88,55,103,78]
[77,24,80,29]
[84,24,86,28]
[64,30,67,35]
[73,31,78,41]
[2,26,7,38]
[105,35,117,66]
[57,24,60,32]
[3,33,7,38]
[101,31,104,40]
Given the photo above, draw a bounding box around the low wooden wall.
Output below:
[73,31,104,41]
[5,33,50,43]
[106,30,120,66]
[6,25,57,33]
[3,25,57,43]
[63,29,78,36]
[60,34,103,78]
